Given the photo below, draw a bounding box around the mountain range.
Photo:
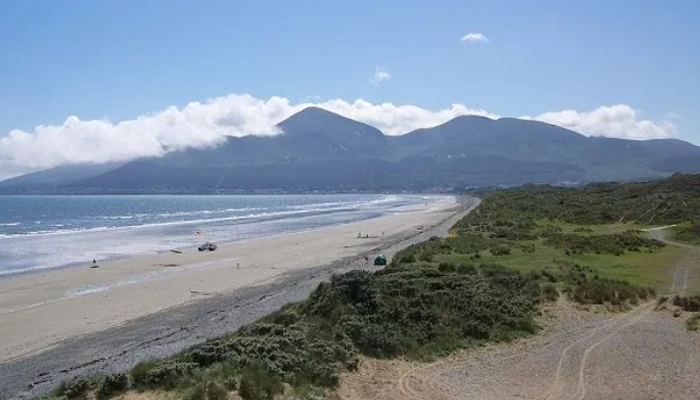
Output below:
[1,107,699,193]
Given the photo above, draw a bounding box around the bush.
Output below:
[130,361,197,389]
[544,232,664,255]
[456,263,477,275]
[673,295,700,312]
[437,262,456,273]
[206,381,229,400]
[183,382,207,400]
[96,373,128,399]
[238,362,284,400]
[687,315,700,332]
[540,283,559,302]
[130,361,157,387]
[51,376,98,399]
[490,245,511,256]
[520,244,536,253]
[567,278,653,306]
[398,254,416,263]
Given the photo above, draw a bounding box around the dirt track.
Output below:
[337,301,700,400]
[649,227,700,295]
[338,227,700,400]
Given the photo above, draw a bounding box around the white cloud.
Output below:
[461,32,489,43]
[0,95,678,180]
[370,67,391,85]
[525,105,677,140]
[313,99,497,134]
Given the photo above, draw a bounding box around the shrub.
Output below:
[540,283,559,302]
[490,245,511,256]
[673,295,700,312]
[238,362,284,400]
[398,254,416,263]
[130,360,157,387]
[437,262,456,273]
[52,376,98,399]
[456,263,477,275]
[544,232,664,255]
[566,278,653,306]
[183,382,206,400]
[206,381,229,400]
[520,244,536,253]
[130,361,197,389]
[96,373,128,399]
[687,315,700,332]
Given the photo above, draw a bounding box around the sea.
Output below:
[0,194,447,276]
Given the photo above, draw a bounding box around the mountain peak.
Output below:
[278,107,353,131]
[277,107,384,139]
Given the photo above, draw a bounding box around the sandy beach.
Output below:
[0,196,462,365]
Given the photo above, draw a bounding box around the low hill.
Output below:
[0,162,123,192]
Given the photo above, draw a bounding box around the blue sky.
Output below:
[0,0,698,178]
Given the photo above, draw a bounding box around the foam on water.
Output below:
[0,194,451,276]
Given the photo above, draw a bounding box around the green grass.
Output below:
[434,238,684,293]
[567,248,682,289]
[535,219,649,235]
[670,222,700,246]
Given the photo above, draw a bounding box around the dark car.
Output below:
[198,241,218,252]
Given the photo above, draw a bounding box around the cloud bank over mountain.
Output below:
[0,94,678,180]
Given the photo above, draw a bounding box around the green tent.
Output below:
[373,254,387,266]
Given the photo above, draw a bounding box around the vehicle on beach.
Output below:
[197,241,218,251]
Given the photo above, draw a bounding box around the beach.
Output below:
[0,196,469,380]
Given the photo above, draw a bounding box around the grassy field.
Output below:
[433,239,685,292]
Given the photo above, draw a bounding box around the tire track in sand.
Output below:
[571,304,653,400]
[421,319,619,398]
[396,307,647,400]
[538,305,651,400]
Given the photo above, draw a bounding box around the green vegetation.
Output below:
[465,173,700,226]
[48,263,553,400]
[673,222,700,246]
[44,174,700,400]
[46,373,128,400]
[673,295,700,312]
[687,314,700,332]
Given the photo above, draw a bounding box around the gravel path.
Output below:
[648,227,700,295]
[339,301,700,400]
[0,198,478,400]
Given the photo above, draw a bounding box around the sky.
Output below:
[0,0,698,180]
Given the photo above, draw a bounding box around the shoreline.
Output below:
[0,197,478,400]
[0,197,464,359]
[0,198,455,316]
[0,195,444,279]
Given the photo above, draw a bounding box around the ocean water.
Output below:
[0,194,445,275]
